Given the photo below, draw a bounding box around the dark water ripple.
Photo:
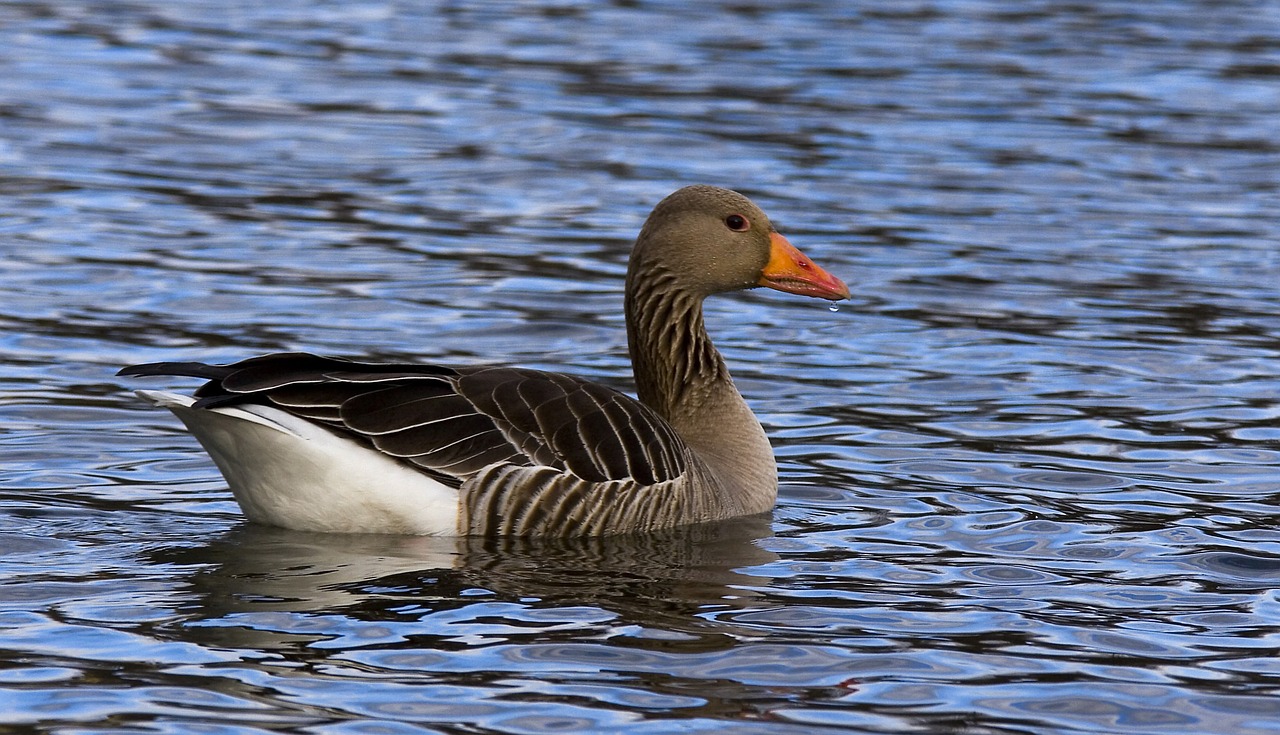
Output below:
[3,0,1280,733]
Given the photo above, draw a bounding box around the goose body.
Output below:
[120,186,849,536]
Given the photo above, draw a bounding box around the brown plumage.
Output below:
[119,185,849,536]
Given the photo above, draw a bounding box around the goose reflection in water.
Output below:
[145,516,779,652]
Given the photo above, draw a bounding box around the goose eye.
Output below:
[724,214,750,232]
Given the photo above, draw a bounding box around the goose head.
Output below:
[628,185,850,301]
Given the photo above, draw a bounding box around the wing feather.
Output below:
[121,353,689,489]
[341,386,470,435]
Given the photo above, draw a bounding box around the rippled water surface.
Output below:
[3,1,1280,733]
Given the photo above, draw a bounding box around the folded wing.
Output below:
[120,352,688,489]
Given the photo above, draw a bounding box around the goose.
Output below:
[119,185,849,536]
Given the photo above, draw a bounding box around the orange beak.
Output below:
[757,232,850,301]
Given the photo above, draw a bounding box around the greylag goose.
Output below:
[119,185,849,536]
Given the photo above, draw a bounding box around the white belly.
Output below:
[136,391,461,535]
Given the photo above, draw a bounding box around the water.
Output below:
[2,1,1279,733]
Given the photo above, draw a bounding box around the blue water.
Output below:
[2,1,1279,733]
